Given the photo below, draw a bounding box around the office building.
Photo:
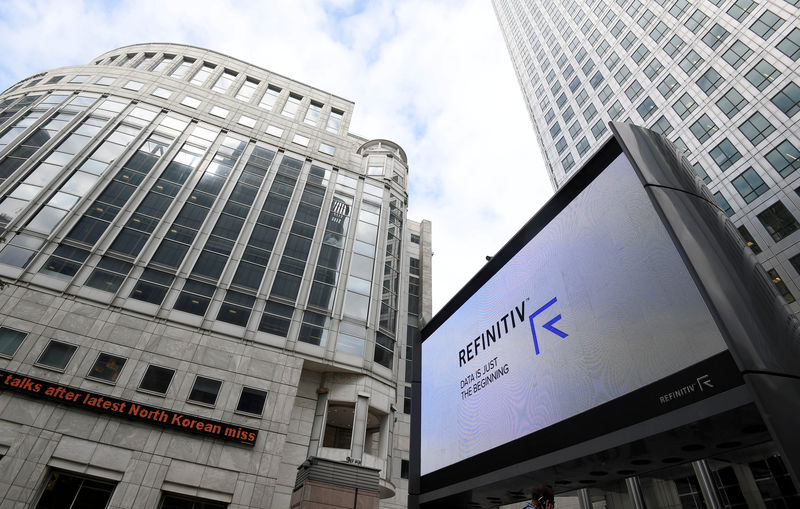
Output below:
[492,1,800,507]
[0,43,431,508]
[493,0,800,315]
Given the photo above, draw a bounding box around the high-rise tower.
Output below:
[494,0,800,313]
[0,43,430,509]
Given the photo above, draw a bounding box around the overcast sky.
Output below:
[0,0,554,314]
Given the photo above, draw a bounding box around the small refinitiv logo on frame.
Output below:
[528,297,568,355]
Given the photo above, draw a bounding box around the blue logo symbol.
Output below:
[528,297,568,355]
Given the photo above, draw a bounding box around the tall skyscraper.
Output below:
[0,43,430,509]
[494,0,800,313]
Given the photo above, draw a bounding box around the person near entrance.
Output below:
[524,485,554,509]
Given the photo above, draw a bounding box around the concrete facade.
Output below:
[0,43,431,508]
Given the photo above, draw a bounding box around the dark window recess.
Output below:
[139,365,175,394]
[87,353,126,383]
[217,291,255,327]
[188,376,222,406]
[259,300,294,336]
[737,225,762,254]
[160,493,227,509]
[757,201,800,242]
[374,331,395,369]
[0,327,27,357]
[36,340,77,370]
[236,387,268,415]
[35,471,116,509]
[130,269,174,305]
[767,268,795,304]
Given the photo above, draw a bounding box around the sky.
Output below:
[0,0,554,314]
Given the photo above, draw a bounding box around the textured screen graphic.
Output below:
[420,154,727,475]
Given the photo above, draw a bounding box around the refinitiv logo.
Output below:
[457,296,569,368]
[528,297,568,355]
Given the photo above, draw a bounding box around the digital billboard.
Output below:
[420,150,731,477]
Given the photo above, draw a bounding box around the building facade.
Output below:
[493,1,800,507]
[493,0,800,316]
[0,43,431,508]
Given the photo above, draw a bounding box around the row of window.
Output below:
[93,50,346,134]
[32,469,226,509]
[0,327,268,415]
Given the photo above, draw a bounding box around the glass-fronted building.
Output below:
[493,0,800,315]
[493,1,799,507]
[0,43,431,509]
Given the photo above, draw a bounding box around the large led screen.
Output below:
[420,152,728,476]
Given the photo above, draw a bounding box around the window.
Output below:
[139,365,174,394]
[591,119,607,139]
[189,63,215,86]
[188,376,222,405]
[696,67,723,95]
[181,96,201,109]
[130,269,174,305]
[669,0,690,18]
[282,93,302,118]
[583,104,598,122]
[716,88,748,118]
[693,161,711,184]
[209,105,228,118]
[96,76,115,86]
[738,225,762,254]
[577,137,590,155]
[374,331,395,369]
[87,353,126,383]
[722,40,754,69]
[556,137,568,154]
[401,459,410,479]
[69,75,89,83]
[170,57,195,78]
[767,268,795,303]
[644,58,663,80]
[569,122,582,139]
[304,101,323,126]
[605,52,619,71]
[746,60,781,91]
[652,115,673,136]
[590,71,604,88]
[710,138,742,170]
[702,24,729,50]
[410,233,420,244]
[123,80,143,91]
[0,327,26,357]
[664,35,685,57]
[650,21,669,43]
[324,403,354,449]
[714,191,735,216]
[211,70,237,94]
[598,85,613,104]
[615,65,631,85]
[159,494,227,509]
[771,82,800,117]
[791,253,800,275]
[739,112,776,146]
[34,471,116,509]
[625,80,643,100]
[765,140,800,178]
[637,97,657,120]
[632,44,650,64]
[732,167,769,203]
[36,340,77,370]
[638,9,654,29]
[690,114,719,143]
[658,74,678,98]
[679,50,703,75]
[266,125,283,138]
[757,201,800,241]
[729,0,757,19]
[685,9,709,33]
[621,31,637,50]
[777,28,800,61]
[259,85,281,110]
[235,78,259,102]
[673,93,698,119]
[562,153,575,173]
[751,10,785,40]
[576,89,589,106]
[236,387,268,415]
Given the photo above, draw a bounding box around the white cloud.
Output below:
[0,0,553,313]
